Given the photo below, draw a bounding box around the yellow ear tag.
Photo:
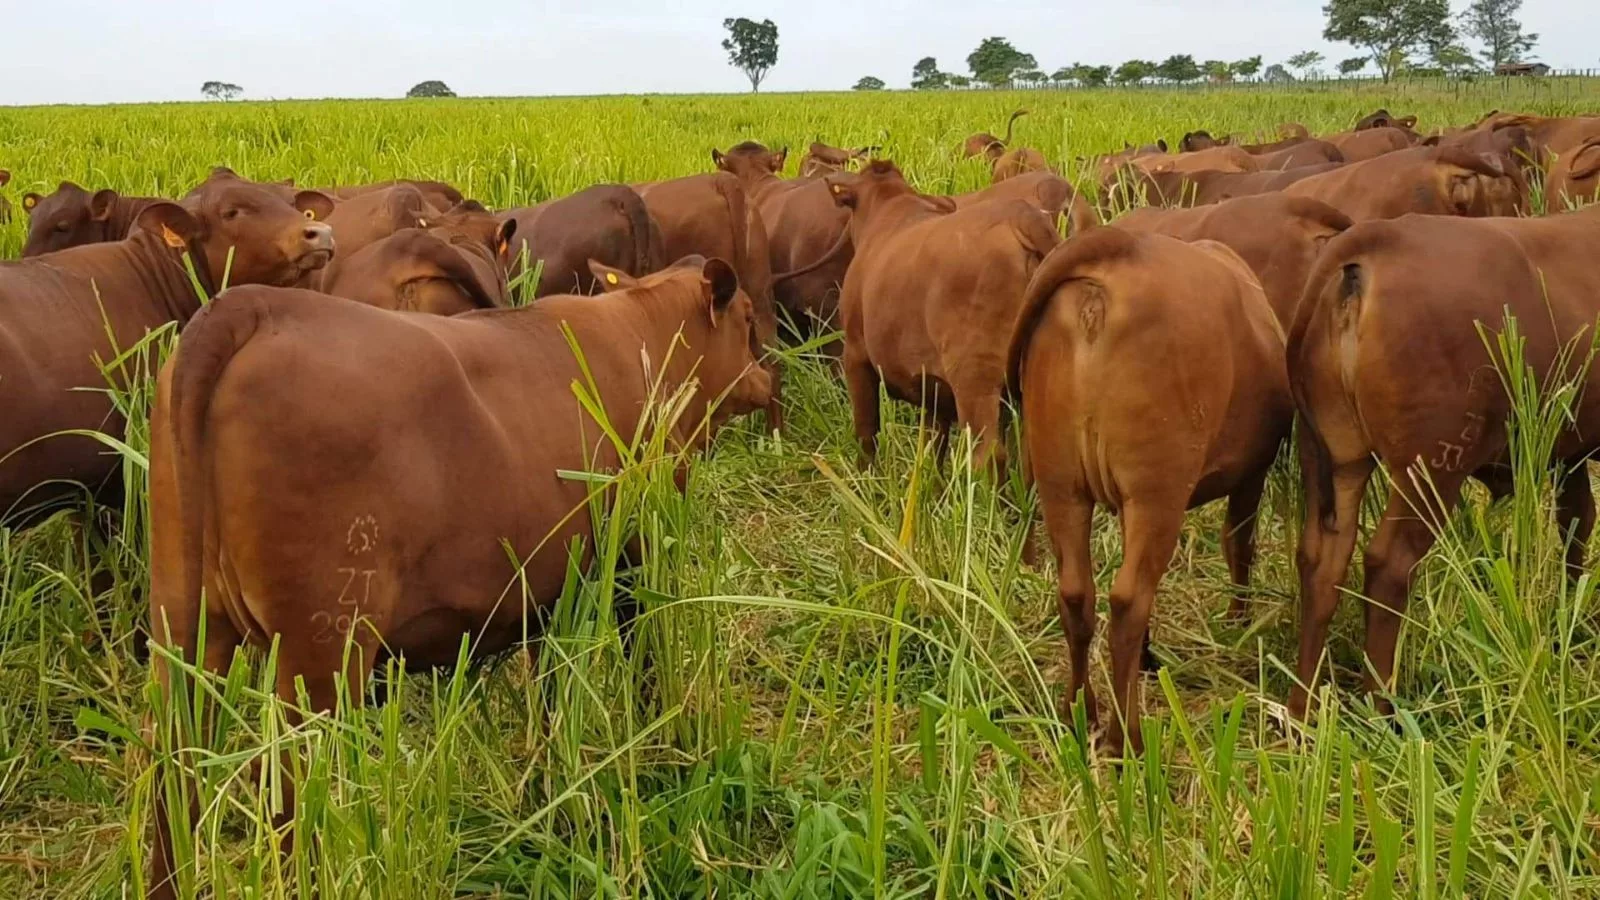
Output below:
[22,195,37,211]
[496,239,509,257]
[830,185,842,195]
[303,208,316,220]
[417,218,428,228]
[605,272,618,285]
[160,224,186,249]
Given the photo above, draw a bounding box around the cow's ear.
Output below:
[711,149,726,169]
[293,190,336,221]
[1156,139,1169,153]
[699,257,740,325]
[136,202,203,250]
[209,165,238,180]
[22,192,41,214]
[494,218,518,260]
[90,189,119,222]
[0,169,9,188]
[772,147,788,172]
[826,176,857,209]
[588,259,637,292]
[1399,115,1418,129]
[1570,138,1600,181]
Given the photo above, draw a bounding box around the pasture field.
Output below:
[4,80,1600,898]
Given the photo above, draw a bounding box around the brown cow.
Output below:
[323,178,464,212]
[0,171,334,524]
[1256,139,1345,169]
[313,183,433,287]
[499,184,665,298]
[1116,193,1353,326]
[0,170,10,224]
[1101,145,1261,213]
[1286,205,1600,720]
[797,141,876,177]
[1130,144,1259,175]
[145,258,771,898]
[1284,145,1526,220]
[715,142,851,329]
[1353,109,1419,135]
[1093,139,1170,185]
[955,170,1099,235]
[992,147,1052,183]
[1326,126,1416,162]
[1179,130,1231,152]
[962,108,1030,161]
[1112,162,1342,209]
[323,212,515,314]
[20,182,166,257]
[1008,227,1291,755]
[827,161,1060,468]
[638,172,783,431]
[1548,134,1600,208]
[1473,113,1600,166]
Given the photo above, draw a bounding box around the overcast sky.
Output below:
[1,1,1590,106]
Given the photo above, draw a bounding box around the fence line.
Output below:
[946,70,1600,93]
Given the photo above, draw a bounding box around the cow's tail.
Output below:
[1003,108,1030,146]
[711,174,749,278]
[617,188,662,276]
[1286,233,1372,530]
[773,225,850,284]
[147,290,269,900]
[1005,226,1137,403]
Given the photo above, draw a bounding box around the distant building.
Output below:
[1495,62,1551,77]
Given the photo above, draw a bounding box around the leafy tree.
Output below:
[1016,69,1047,85]
[966,36,1037,87]
[201,81,243,101]
[947,74,972,88]
[1050,67,1074,83]
[1287,50,1326,78]
[911,56,948,90]
[1156,54,1202,83]
[722,17,779,92]
[1338,55,1370,74]
[1233,56,1264,78]
[853,76,886,91]
[406,80,454,98]
[1203,60,1233,82]
[1114,59,1156,85]
[1463,0,1538,68]
[1431,41,1478,75]
[1082,65,1112,87]
[1263,64,1296,83]
[1323,0,1455,83]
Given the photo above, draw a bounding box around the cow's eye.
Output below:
[222,208,241,221]
[54,221,70,232]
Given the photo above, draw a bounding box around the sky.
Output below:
[0,1,1591,106]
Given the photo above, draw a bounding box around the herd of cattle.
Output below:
[2,104,1599,894]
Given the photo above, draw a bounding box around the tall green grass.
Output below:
[4,84,1600,897]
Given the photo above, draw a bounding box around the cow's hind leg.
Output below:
[149,606,245,900]
[1556,459,1595,583]
[1047,497,1098,730]
[953,383,1005,475]
[1104,500,1184,756]
[842,346,881,467]
[1360,477,1460,713]
[1222,469,1269,619]
[1290,432,1373,720]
